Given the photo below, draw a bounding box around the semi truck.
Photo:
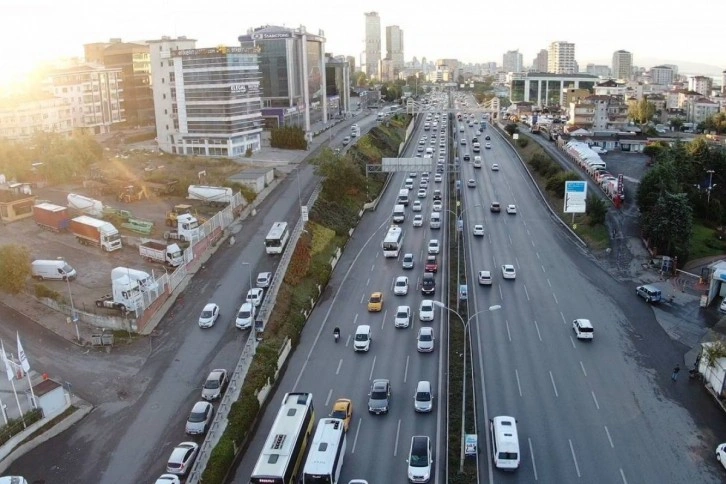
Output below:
[69,216,122,252]
[164,213,203,242]
[111,267,158,292]
[67,193,104,217]
[33,203,70,232]
[139,240,184,267]
[187,185,233,207]
[95,275,142,313]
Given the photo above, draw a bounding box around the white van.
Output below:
[490,416,520,470]
[405,178,414,190]
[397,188,410,206]
[353,325,372,352]
[429,212,441,229]
[31,260,77,281]
[392,204,406,224]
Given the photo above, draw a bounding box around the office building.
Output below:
[586,64,611,78]
[612,50,633,81]
[325,55,351,116]
[688,76,713,96]
[650,66,674,86]
[508,72,598,107]
[239,25,328,131]
[502,50,523,73]
[547,41,576,74]
[0,95,73,141]
[386,25,404,74]
[84,39,154,126]
[346,55,356,73]
[365,12,381,78]
[150,36,263,157]
[532,49,548,72]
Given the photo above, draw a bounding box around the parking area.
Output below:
[597,150,650,203]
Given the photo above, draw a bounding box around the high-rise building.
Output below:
[364,12,381,78]
[722,70,726,94]
[325,54,351,116]
[688,75,713,96]
[586,64,611,77]
[150,36,263,157]
[611,50,633,81]
[547,41,576,74]
[84,39,155,126]
[532,49,548,72]
[386,25,404,75]
[650,65,674,85]
[502,50,523,73]
[346,55,356,73]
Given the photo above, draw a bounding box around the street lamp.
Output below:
[434,302,501,473]
[707,169,717,205]
[61,268,80,342]
[241,262,252,290]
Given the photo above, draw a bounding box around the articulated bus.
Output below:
[250,392,315,484]
[302,418,347,484]
[382,225,404,258]
[265,221,290,255]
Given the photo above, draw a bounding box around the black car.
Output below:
[433,190,442,201]
[485,135,491,140]
[463,153,471,162]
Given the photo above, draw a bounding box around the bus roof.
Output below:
[303,418,346,476]
[383,225,402,243]
[266,221,288,240]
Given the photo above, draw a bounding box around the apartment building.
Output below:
[0,95,73,141]
[611,50,633,81]
[548,41,576,74]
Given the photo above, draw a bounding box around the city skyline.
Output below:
[2,0,725,88]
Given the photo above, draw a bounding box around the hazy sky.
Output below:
[2,0,725,86]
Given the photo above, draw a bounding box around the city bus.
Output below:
[265,221,290,254]
[302,418,347,484]
[250,392,315,484]
[382,225,404,258]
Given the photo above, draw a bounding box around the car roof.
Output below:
[372,378,389,388]
[192,401,211,412]
[208,369,226,378]
[419,327,433,335]
[396,305,410,312]
[357,324,371,331]
[371,291,382,297]
[203,303,217,311]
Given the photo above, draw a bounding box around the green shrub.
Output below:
[270,126,307,149]
[517,138,529,148]
[34,283,62,301]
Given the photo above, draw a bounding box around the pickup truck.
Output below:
[425,255,438,273]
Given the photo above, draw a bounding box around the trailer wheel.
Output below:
[95,301,103,308]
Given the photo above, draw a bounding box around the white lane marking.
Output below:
[508,234,513,245]
[553,293,559,304]
[541,264,546,273]
[546,278,552,287]
[549,371,559,397]
[360,293,365,304]
[561,312,567,325]
[369,355,377,380]
[515,369,523,397]
[336,359,343,375]
[570,336,576,348]
[381,310,388,330]
[591,390,600,410]
[580,361,587,376]
[620,468,628,484]
[351,418,362,453]
[516,256,521,268]
[605,425,615,448]
[531,239,535,247]
[353,313,359,326]
[524,285,530,301]
[569,439,582,477]
[506,320,512,341]
[536,251,541,260]
[533,320,542,341]
[404,355,410,383]
[394,419,402,456]
[528,438,539,481]
[325,388,333,406]
[498,284,503,300]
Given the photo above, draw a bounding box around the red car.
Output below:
[425,255,438,273]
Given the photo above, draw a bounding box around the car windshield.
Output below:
[331,409,347,419]
[397,311,408,318]
[204,378,220,389]
[422,304,432,312]
[371,390,387,399]
[370,295,380,303]
[189,410,207,422]
[238,310,251,319]
[396,280,406,286]
[201,310,213,318]
[355,333,368,341]
[416,391,431,401]
[410,454,428,467]
[419,333,432,341]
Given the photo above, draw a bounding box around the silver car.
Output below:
[414,380,434,413]
[368,379,391,414]
[201,369,228,401]
[185,401,214,435]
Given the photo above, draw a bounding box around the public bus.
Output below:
[250,392,315,484]
[382,225,404,258]
[302,418,347,484]
[265,221,290,254]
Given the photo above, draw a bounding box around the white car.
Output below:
[502,264,517,279]
[246,288,264,307]
[478,270,493,285]
[716,442,726,470]
[256,272,272,288]
[460,138,467,145]
[434,174,442,183]
[420,180,429,188]
[417,188,427,198]
[507,204,517,214]
[413,214,424,227]
[485,142,492,149]
[428,239,440,254]
[467,179,476,188]
[417,327,435,352]
[166,441,199,476]
[394,276,409,295]
[412,200,422,212]
[432,201,443,212]
[473,224,485,236]
[198,303,220,328]
[419,299,435,322]
[395,305,412,328]
[720,299,726,313]
[491,163,500,171]
[235,302,256,329]
[154,475,181,484]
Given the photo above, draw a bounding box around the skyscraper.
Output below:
[364,12,381,78]
[386,25,404,74]
[611,50,633,81]
[532,49,548,72]
[502,50,523,73]
[548,41,576,74]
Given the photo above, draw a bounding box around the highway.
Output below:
[6,113,380,483]
[454,93,724,483]
[230,99,450,483]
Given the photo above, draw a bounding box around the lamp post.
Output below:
[707,169,716,205]
[241,262,252,290]
[434,302,501,473]
[62,270,80,342]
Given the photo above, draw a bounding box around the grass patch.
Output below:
[690,222,726,260]
[574,220,610,250]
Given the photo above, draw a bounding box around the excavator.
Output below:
[117,185,149,203]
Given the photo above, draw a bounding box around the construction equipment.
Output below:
[121,218,155,235]
[118,185,149,203]
[165,204,193,227]
[146,180,179,197]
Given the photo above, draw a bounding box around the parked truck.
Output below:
[95,275,142,313]
[69,215,123,252]
[139,240,184,267]
[67,193,104,217]
[164,213,203,242]
[33,203,70,232]
[187,185,233,207]
[111,267,158,292]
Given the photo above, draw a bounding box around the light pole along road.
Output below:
[435,301,501,473]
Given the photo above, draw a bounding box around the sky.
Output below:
[2,0,725,88]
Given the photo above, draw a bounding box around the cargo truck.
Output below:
[33,203,70,232]
[95,275,142,313]
[139,240,184,267]
[69,216,122,252]
[111,267,158,292]
[164,213,203,242]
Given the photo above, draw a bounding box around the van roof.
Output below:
[416,380,431,392]
[492,416,519,447]
[356,325,370,333]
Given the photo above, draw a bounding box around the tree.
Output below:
[504,123,519,136]
[642,143,666,164]
[311,148,366,203]
[636,160,679,213]
[641,192,693,257]
[702,112,726,134]
[0,244,31,294]
[627,99,656,125]
[586,195,608,226]
[669,117,684,132]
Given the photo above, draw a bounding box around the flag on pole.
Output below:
[1,341,14,381]
[17,332,30,373]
